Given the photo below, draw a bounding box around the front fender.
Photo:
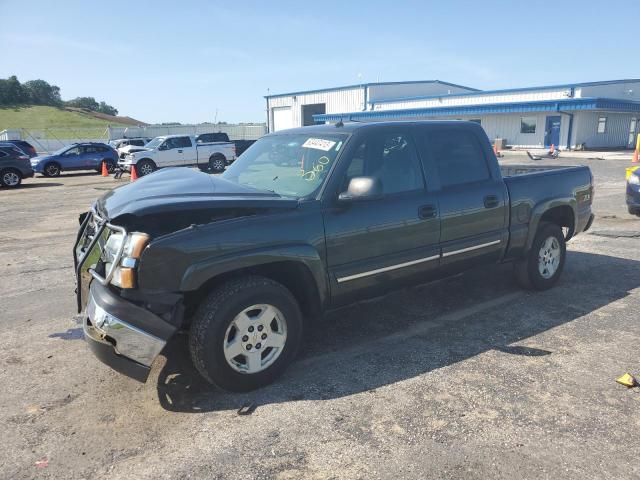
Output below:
[524,196,577,252]
[179,243,329,307]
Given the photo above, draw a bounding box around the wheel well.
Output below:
[183,261,322,324]
[138,158,155,166]
[45,160,61,168]
[540,205,575,239]
[210,153,226,160]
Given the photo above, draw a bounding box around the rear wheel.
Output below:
[43,162,61,177]
[0,168,22,188]
[209,154,226,173]
[189,276,303,392]
[514,222,566,290]
[628,206,640,217]
[136,159,156,176]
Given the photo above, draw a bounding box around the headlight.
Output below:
[629,174,640,186]
[103,231,150,288]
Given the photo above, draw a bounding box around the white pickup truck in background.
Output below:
[118,134,236,175]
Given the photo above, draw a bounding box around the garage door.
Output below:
[272,107,293,131]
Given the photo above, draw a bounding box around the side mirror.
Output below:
[338,176,383,202]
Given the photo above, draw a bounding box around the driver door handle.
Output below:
[419,204,437,219]
[484,195,499,208]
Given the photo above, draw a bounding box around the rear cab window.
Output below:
[422,129,491,187]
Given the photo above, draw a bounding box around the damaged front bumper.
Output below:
[84,282,170,382]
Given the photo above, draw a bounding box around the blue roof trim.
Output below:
[313,98,640,122]
[264,80,479,99]
[372,79,640,104]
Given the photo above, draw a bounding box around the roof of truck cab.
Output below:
[268,120,482,136]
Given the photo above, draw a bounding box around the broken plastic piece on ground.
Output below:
[35,457,49,468]
[616,373,638,388]
[237,402,256,416]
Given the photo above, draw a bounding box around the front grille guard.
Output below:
[74,207,128,312]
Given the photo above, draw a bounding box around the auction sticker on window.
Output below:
[302,138,336,151]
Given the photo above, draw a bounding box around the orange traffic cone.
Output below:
[633,149,639,164]
[101,161,108,177]
[549,144,555,155]
[493,144,498,155]
[130,164,138,182]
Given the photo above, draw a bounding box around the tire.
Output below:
[136,159,156,176]
[189,275,303,392]
[209,154,226,173]
[43,162,61,177]
[514,222,566,291]
[628,206,640,217]
[1,168,22,188]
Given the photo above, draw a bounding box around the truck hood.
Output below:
[120,146,150,154]
[95,167,298,234]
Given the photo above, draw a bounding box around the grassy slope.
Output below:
[0,105,131,138]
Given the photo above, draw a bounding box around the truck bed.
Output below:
[501,163,593,260]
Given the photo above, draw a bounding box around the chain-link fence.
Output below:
[107,124,267,141]
[1,123,267,154]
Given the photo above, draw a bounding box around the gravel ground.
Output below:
[1,155,639,479]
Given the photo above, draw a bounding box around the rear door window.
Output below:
[177,136,192,148]
[424,130,490,187]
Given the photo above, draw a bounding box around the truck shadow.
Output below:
[154,251,639,412]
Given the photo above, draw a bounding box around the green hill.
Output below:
[0,105,144,138]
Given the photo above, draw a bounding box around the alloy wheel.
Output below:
[222,304,287,374]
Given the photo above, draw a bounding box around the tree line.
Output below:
[0,75,119,116]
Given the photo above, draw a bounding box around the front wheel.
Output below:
[1,168,22,188]
[514,222,566,290]
[43,162,61,177]
[136,159,156,176]
[189,276,303,392]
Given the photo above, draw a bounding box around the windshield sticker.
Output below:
[302,138,336,151]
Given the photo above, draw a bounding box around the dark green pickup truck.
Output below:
[74,121,594,391]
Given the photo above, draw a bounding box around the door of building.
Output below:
[628,118,637,149]
[544,116,561,147]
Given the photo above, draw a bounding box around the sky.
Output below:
[1,0,637,124]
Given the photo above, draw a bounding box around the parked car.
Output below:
[31,143,119,177]
[2,140,38,157]
[0,142,34,188]
[74,121,594,391]
[117,134,236,175]
[627,166,640,216]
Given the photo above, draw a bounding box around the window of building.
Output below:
[520,117,537,134]
[426,130,490,187]
[597,116,607,134]
[341,133,424,194]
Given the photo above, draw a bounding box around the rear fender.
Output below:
[524,197,577,252]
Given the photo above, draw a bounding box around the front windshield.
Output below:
[222,133,347,198]
[145,137,163,149]
[52,145,74,155]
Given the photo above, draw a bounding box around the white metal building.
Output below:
[265,79,640,149]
